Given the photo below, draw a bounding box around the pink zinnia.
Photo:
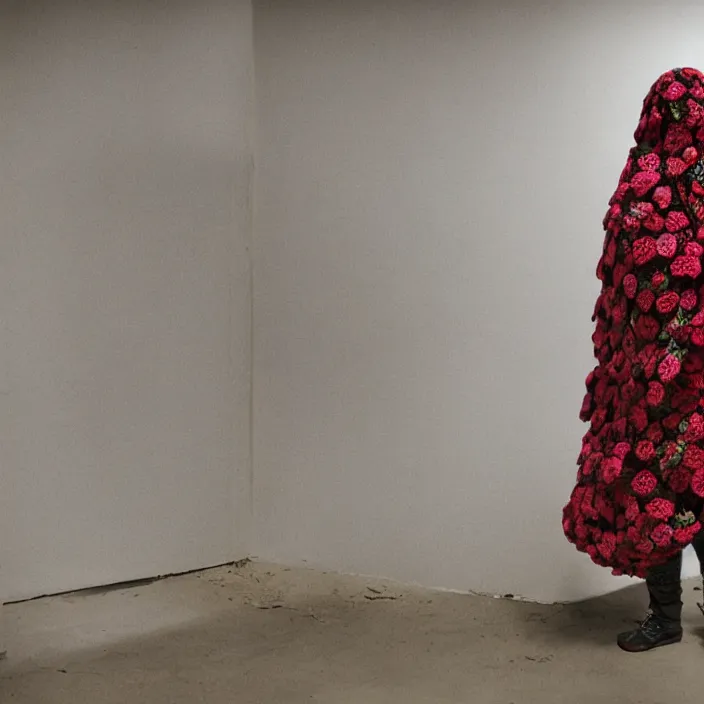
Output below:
[666,210,690,233]
[657,233,679,258]
[664,81,687,101]
[658,354,682,383]
[667,157,688,177]
[653,186,672,209]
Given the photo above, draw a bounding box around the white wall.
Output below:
[252,0,704,603]
[0,0,254,601]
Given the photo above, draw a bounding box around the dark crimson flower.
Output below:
[636,289,656,312]
[646,381,665,406]
[668,468,691,493]
[629,405,649,432]
[601,457,623,484]
[635,440,656,461]
[681,289,698,310]
[685,413,704,442]
[635,315,660,341]
[692,470,704,497]
[683,444,704,470]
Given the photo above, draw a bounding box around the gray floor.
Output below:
[2,562,703,703]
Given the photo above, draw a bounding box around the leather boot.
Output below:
[617,554,683,652]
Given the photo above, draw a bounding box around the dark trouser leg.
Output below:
[645,552,683,623]
[617,552,684,652]
[692,530,704,573]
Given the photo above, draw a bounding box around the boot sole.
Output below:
[617,632,683,653]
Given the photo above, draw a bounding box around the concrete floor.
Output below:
[2,562,703,703]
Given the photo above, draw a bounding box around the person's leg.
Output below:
[617,552,684,652]
[691,530,704,614]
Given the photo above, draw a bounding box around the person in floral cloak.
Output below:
[563,68,704,652]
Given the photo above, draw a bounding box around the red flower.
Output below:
[685,413,704,442]
[657,233,679,258]
[681,289,698,310]
[686,99,704,128]
[686,241,704,257]
[646,499,675,520]
[698,225,704,240]
[656,291,680,314]
[601,457,623,484]
[644,213,665,232]
[647,424,664,445]
[665,123,694,153]
[658,354,682,382]
[635,315,660,341]
[638,153,661,171]
[663,413,684,431]
[636,289,656,312]
[646,381,665,406]
[692,329,704,346]
[692,470,704,497]
[653,186,672,209]
[667,157,688,177]
[684,146,700,166]
[653,272,668,289]
[664,81,687,101]
[579,393,593,421]
[635,440,656,461]
[613,442,631,460]
[668,468,691,493]
[651,523,674,548]
[630,406,649,432]
[675,522,701,545]
[666,211,690,233]
[623,274,638,299]
[633,237,658,266]
[631,171,661,197]
[683,445,704,470]
[671,255,702,278]
[597,533,616,560]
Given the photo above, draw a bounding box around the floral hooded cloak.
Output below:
[563,68,704,577]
